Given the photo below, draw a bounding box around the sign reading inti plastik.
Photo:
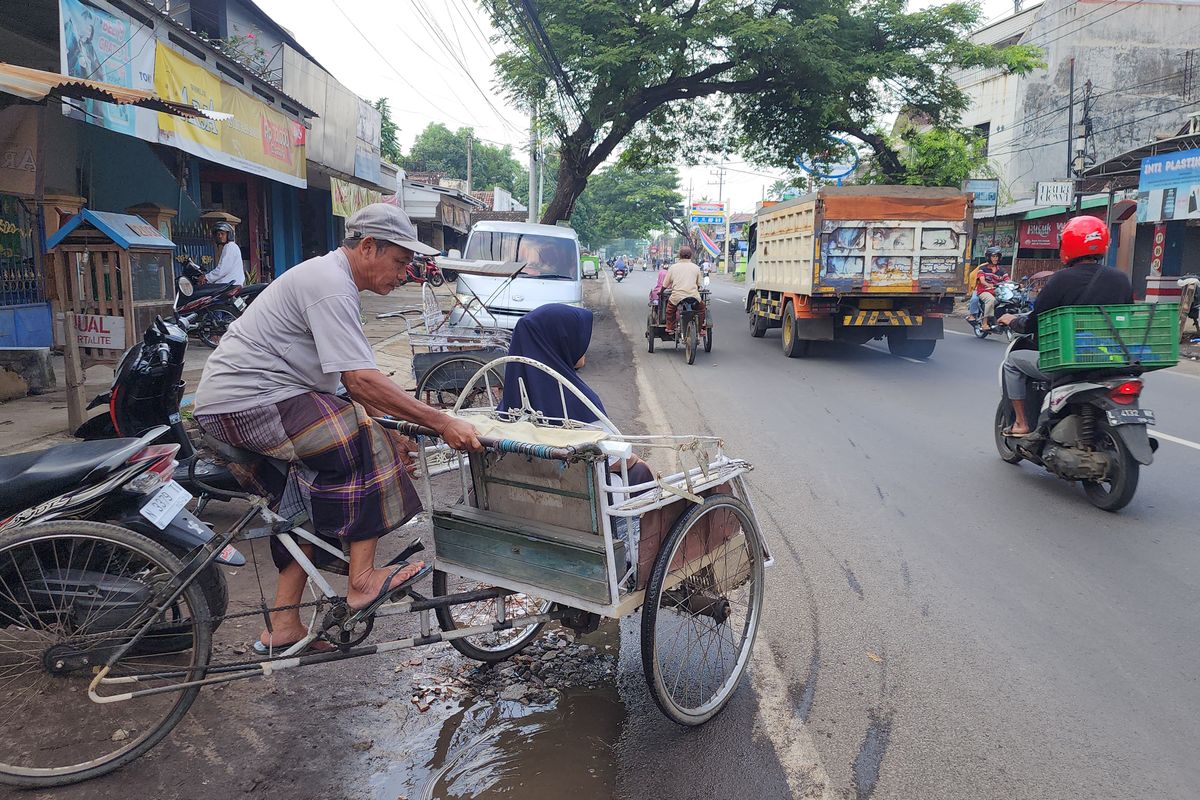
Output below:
[1137,147,1200,223]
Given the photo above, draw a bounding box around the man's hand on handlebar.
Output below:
[439,415,484,452]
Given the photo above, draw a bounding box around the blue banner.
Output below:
[1137,148,1200,223]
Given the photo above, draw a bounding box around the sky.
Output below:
[257,0,1019,215]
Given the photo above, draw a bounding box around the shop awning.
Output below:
[0,62,231,121]
[1079,129,1200,192]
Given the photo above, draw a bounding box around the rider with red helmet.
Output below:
[997,215,1132,436]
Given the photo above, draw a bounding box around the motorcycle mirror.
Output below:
[177,276,194,297]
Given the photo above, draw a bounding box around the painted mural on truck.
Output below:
[820,219,967,290]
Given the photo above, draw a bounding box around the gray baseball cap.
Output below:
[345,203,438,256]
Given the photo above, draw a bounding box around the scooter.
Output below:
[614,266,627,283]
[994,335,1158,511]
[73,308,244,514]
[0,426,244,627]
[970,279,1032,340]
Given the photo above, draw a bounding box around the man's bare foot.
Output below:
[347,561,425,610]
[259,621,312,648]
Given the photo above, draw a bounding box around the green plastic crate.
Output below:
[1038,303,1179,371]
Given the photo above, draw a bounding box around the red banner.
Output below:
[1018,217,1070,249]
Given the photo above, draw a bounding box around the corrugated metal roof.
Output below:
[0,62,232,121]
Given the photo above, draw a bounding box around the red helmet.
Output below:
[1059,215,1110,265]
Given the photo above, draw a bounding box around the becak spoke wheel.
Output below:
[641,495,765,726]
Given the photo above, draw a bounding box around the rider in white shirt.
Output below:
[208,221,246,286]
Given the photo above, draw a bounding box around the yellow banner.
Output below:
[331,176,382,218]
[154,43,306,187]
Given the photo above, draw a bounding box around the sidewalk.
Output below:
[0,281,431,455]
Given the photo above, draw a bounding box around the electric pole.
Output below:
[1066,57,1076,208]
[465,130,473,194]
[527,104,537,223]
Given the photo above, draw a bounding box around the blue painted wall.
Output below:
[270,181,302,276]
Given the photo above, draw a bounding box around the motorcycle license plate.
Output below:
[1106,408,1155,427]
[232,296,247,311]
[139,481,192,530]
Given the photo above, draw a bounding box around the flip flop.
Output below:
[348,561,433,620]
[1002,427,1035,438]
[252,637,335,656]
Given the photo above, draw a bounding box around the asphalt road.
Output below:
[605,269,1200,800]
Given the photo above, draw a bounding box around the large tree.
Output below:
[481,0,1040,223]
[404,122,527,193]
[571,165,683,247]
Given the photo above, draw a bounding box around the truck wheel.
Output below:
[888,333,936,359]
[749,310,767,338]
[781,303,810,358]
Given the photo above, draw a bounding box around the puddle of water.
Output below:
[372,626,624,800]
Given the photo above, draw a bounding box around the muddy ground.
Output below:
[18,277,642,800]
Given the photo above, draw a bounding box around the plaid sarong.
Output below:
[197,392,421,568]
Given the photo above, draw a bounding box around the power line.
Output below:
[408,0,525,135]
[329,0,477,126]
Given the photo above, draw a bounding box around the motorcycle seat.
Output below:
[0,438,145,517]
[189,282,233,299]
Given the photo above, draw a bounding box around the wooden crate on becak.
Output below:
[635,483,742,591]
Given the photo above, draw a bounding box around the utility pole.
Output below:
[527,104,537,224]
[1066,57,1076,209]
[465,130,473,194]
[537,139,545,217]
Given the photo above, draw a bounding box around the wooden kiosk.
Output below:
[45,210,177,430]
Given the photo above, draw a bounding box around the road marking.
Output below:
[866,343,926,364]
[945,329,972,337]
[1155,432,1200,452]
[715,298,732,304]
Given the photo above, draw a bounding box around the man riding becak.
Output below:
[663,244,704,336]
[194,203,484,653]
[997,215,1133,437]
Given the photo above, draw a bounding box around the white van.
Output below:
[449,221,583,329]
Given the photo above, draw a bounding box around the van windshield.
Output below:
[464,232,579,279]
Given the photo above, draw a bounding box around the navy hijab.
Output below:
[498,304,606,424]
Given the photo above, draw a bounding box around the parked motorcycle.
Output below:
[401,255,445,287]
[73,314,244,513]
[994,335,1158,511]
[970,279,1032,340]
[0,426,245,629]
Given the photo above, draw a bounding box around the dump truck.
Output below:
[744,185,973,359]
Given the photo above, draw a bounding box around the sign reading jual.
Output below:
[1018,217,1070,249]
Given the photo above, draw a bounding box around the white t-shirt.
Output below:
[208,241,245,285]
[194,249,376,415]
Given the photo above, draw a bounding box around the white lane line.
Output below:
[715,297,733,303]
[945,329,972,337]
[1155,432,1200,452]
[866,343,926,364]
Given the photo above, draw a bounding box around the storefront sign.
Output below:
[154,44,307,188]
[1137,147,1200,223]
[331,176,382,218]
[59,0,157,139]
[1018,217,1070,249]
[0,107,38,197]
[972,222,1017,258]
[353,99,382,184]
[964,178,999,208]
[1035,181,1073,207]
[73,313,125,349]
[1149,223,1167,276]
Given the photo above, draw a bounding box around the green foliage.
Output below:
[481,0,1043,219]
[373,98,403,165]
[570,166,683,248]
[855,127,992,187]
[404,123,526,193]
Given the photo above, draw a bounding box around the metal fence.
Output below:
[0,196,43,307]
